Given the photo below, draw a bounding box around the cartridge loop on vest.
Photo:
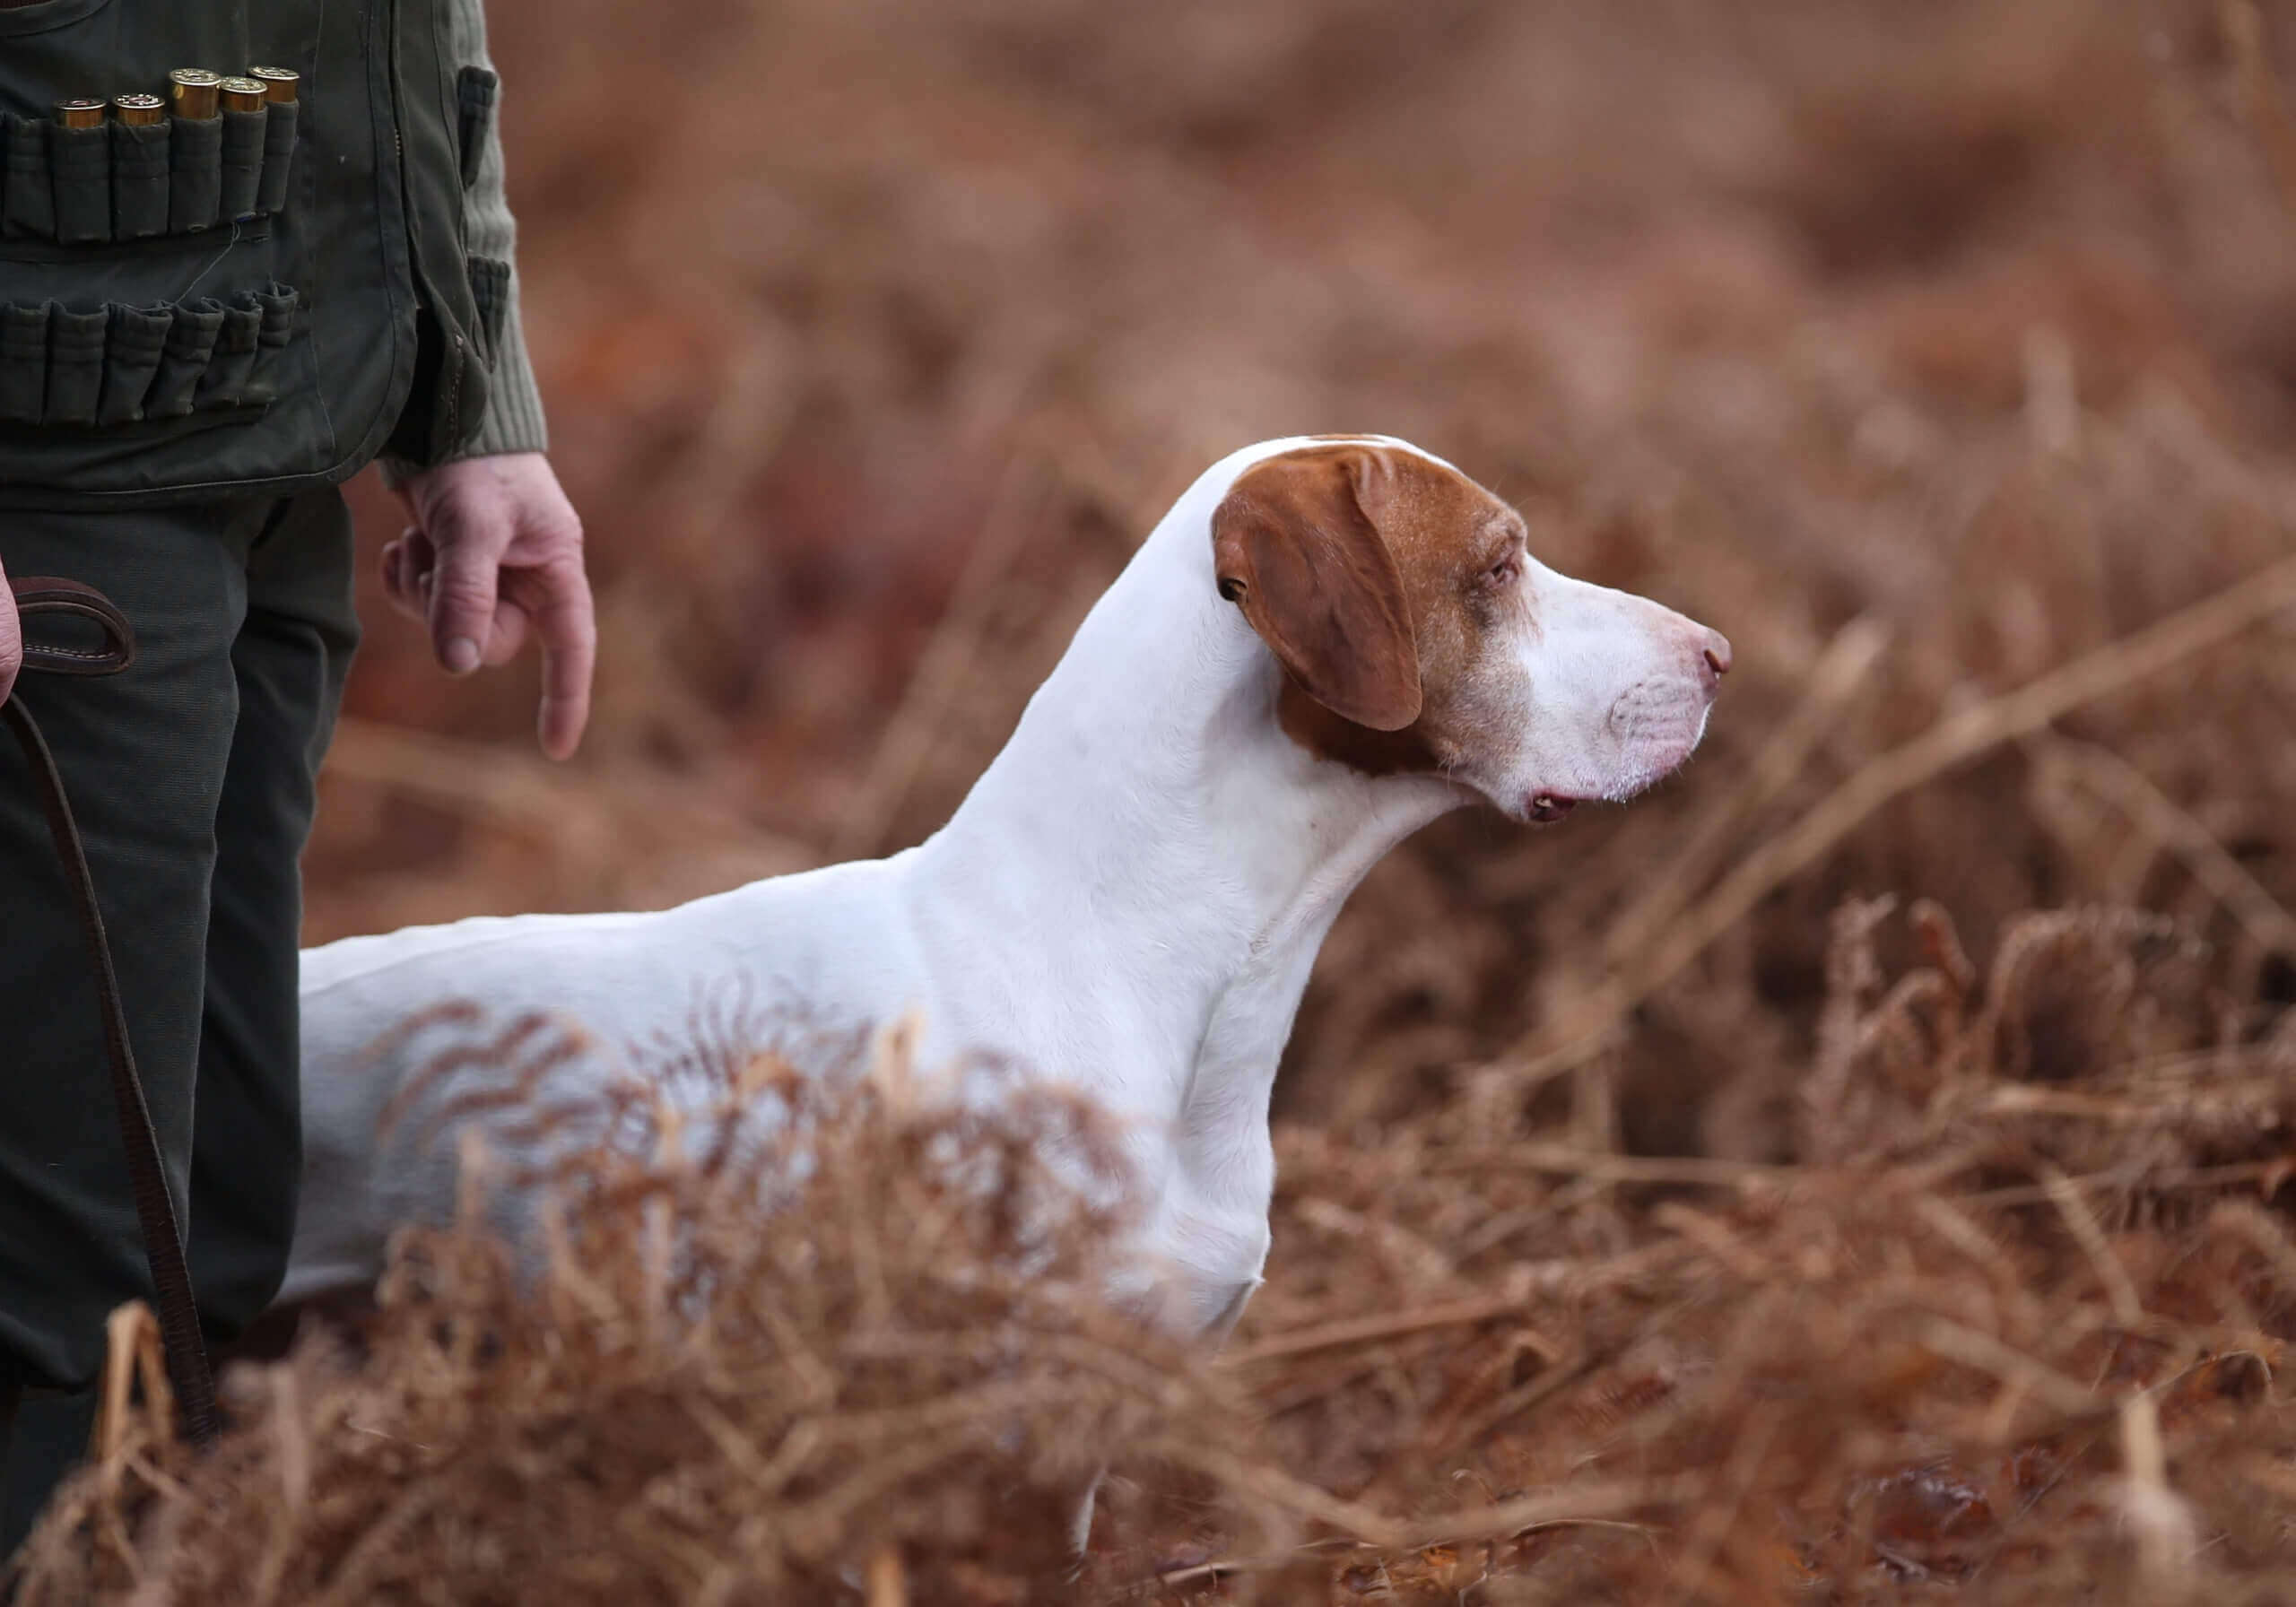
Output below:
[0,91,300,244]
[217,81,267,222]
[165,110,222,234]
[50,117,112,245]
[0,285,299,429]
[110,109,171,240]
[2,114,55,240]
[254,98,298,215]
[0,303,49,424]
[99,304,172,425]
[45,306,108,426]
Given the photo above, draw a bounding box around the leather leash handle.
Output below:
[11,578,135,678]
[4,577,218,1446]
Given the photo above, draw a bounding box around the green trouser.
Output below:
[0,489,357,1559]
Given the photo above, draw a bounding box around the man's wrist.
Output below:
[379,442,550,494]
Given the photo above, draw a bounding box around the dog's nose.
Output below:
[1700,630,1733,681]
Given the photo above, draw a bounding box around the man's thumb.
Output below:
[0,569,20,708]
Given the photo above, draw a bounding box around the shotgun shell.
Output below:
[248,65,300,104]
[54,98,108,129]
[169,68,222,120]
[113,93,167,126]
[219,75,267,114]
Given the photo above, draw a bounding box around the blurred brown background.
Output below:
[27,7,2296,1597]
[309,0,2296,1155]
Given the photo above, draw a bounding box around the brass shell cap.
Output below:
[113,93,166,126]
[53,98,107,129]
[168,67,221,119]
[247,65,300,104]
[219,75,267,113]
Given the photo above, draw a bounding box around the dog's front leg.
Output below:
[1063,1466,1107,1568]
[1065,1275,1262,1573]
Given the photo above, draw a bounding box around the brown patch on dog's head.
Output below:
[1211,443,1527,775]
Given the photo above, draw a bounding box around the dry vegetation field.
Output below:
[20,0,2296,1601]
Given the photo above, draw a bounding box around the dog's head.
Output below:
[1212,439,1728,821]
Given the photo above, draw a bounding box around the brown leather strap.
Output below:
[10,578,135,678]
[4,578,216,1446]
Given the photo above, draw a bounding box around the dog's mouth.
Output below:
[1527,794,1579,824]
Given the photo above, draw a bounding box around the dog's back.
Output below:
[284,856,924,1302]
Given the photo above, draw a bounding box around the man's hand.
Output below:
[387,452,595,760]
[0,553,20,709]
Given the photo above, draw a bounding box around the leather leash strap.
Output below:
[4,577,218,1446]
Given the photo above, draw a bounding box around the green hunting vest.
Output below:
[0,0,503,508]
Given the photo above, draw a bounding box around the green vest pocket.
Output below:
[455,67,498,190]
[467,255,510,360]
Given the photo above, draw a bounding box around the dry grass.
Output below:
[12,1042,1289,1603]
[14,903,2296,1603]
[21,0,2296,1601]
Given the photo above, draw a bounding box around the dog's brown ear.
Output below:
[1211,447,1422,731]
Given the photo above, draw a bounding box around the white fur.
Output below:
[283,435,1722,1346]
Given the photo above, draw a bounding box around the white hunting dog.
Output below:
[283,432,1729,1363]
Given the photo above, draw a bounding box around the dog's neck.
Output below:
[901,444,1463,1203]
